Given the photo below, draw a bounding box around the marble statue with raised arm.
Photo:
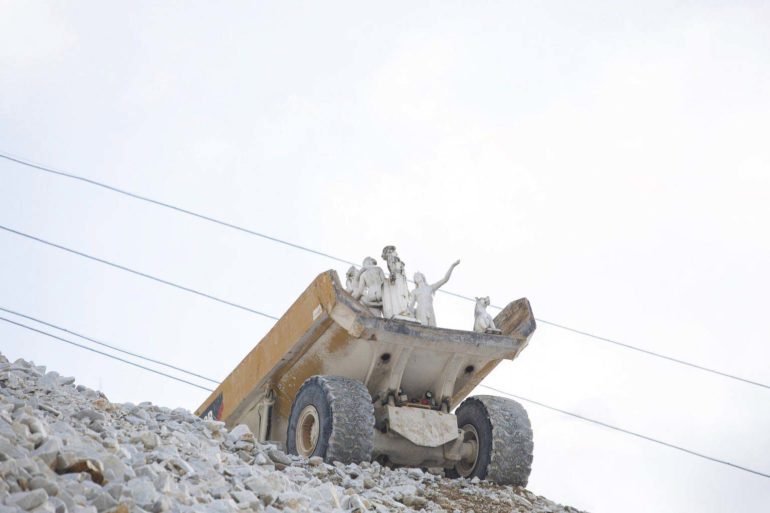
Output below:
[409,260,460,326]
[351,257,385,316]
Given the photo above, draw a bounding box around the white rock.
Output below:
[407,467,424,479]
[71,508,97,513]
[89,492,116,513]
[125,477,158,506]
[18,414,48,438]
[302,482,341,509]
[5,489,49,510]
[151,496,172,513]
[32,436,62,468]
[386,484,417,500]
[253,452,270,465]
[226,424,253,442]
[47,496,68,513]
[231,490,259,508]
[163,457,194,476]
[132,431,160,450]
[267,449,291,466]
[28,476,59,496]
[205,499,238,513]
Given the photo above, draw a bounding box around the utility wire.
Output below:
[2,216,768,392]
[0,306,220,384]
[1,153,758,383]
[0,224,279,322]
[0,153,357,267]
[418,286,770,390]
[3,306,765,480]
[0,316,214,392]
[478,384,770,479]
[532,319,770,390]
[4,152,766,391]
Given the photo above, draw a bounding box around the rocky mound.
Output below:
[0,352,585,513]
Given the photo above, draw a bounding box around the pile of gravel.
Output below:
[0,352,585,513]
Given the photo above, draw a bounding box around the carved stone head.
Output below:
[381,245,396,260]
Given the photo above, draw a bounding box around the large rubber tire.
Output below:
[446,395,533,486]
[286,375,374,464]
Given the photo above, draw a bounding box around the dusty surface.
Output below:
[0,351,586,513]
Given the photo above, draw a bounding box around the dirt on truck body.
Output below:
[196,270,537,485]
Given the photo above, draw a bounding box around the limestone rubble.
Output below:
[0,352,586,513]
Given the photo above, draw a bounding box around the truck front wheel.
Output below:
[287,375,374,464]
[446,395,533,486]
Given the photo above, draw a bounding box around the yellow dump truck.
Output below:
[196,270,537,485]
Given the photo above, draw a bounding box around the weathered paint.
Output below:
[194,272,341,425]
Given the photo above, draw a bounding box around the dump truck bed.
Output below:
[196,270,536,444]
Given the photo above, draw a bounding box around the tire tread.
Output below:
[291,375,374,464]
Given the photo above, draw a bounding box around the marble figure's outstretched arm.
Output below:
[430,260,460,292]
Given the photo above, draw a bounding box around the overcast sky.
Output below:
[2,2,769,512]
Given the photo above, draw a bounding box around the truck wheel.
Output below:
[446,395,533,486]
[286,375,374,464]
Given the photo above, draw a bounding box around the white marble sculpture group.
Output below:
[345,245,499,332]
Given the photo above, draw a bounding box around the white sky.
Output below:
[1,2,769,512]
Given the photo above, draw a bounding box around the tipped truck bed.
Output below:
[196,270,536,446]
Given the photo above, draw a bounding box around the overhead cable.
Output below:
[532,319,770,390]
[0,224,279,322]
[0,316,214,392]
[0,153,357,267]
[1,216,768,392]
[0,306,220,384]
[478,384,770,479]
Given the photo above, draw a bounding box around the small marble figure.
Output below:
[351,257,385,315]
[473,296,501,333]
[409,260,461,326]
[345,265,361,294]
[381,245,413,319]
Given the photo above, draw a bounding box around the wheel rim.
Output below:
[456,423,480,477]
[296,405,320,457]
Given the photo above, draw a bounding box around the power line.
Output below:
[0,153,357,267]
[3,152,767,392]
[0,306,220,384]
[0,224,279,322]
[2,220,769,392]
[478,384,770,479]
[533,319,770,390]
[430,289,770,390]
[3,306,765,479]
[0,316,214,392]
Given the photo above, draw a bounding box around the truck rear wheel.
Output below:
[446,395,533,486]
[287,375,374,464]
